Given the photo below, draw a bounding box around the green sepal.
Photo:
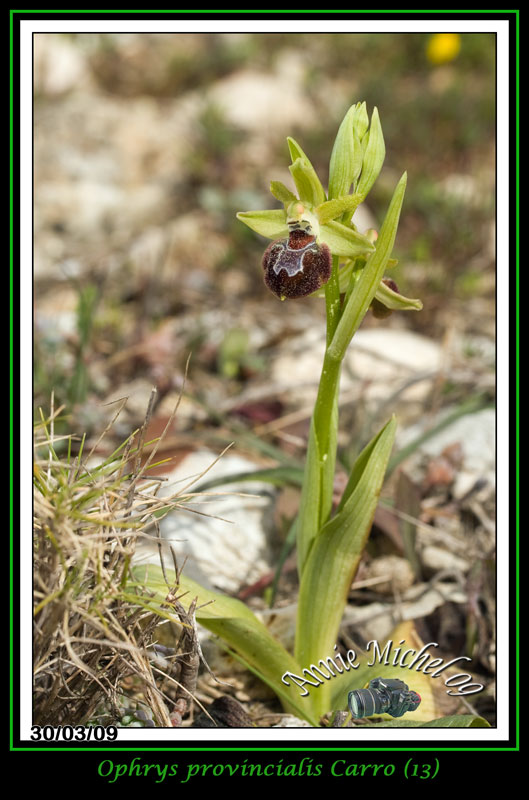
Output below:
[375,280,423,312]
[319,219,375,258]
[236,209,289,240]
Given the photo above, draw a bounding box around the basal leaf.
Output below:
[366,715,490,728]
[295,416,396,716]
[130,563,313,720]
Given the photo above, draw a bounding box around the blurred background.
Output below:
[34,31,495,421]
[33,32,497,723]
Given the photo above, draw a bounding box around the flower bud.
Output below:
[262,229,332,300]
[370,278,400,318]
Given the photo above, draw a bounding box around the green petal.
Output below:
[270,180,298,205]
[236,209,288,239]
[316,194,362,225]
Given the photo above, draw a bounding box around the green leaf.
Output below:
[375,280,422,312]
[366,715,490,728]
[316,195,362,226]
[130,563,318,723]
[295,416,397,716]
[270,180,298,205]
[221,643,320,725]
[236,209,288,240]
[319,219,375,259]
[329,622,438,722]
[328,105,356,201]
[328,172,407,362]
[356,107,385,200]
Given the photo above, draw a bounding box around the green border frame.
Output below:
[11,8,519,758]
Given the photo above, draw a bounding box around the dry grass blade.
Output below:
[32,392,218,729]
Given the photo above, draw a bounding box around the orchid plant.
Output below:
[131,103,480,727]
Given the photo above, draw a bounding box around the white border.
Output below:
[20,15,511,744]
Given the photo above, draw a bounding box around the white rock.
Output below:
[342,580,466,642]
[421,546,469,573]
[397,408,495,492]
[257,603,297,652]
[134,449,275,593]
[363,555,415,595]
[348,328,442,401]
[272,715,312,728]
[208,70,314,133]
[34,34,90,95]
[271,327,442,407]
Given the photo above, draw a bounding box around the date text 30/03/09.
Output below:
[281,639,484,698]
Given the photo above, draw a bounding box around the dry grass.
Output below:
[32,389,208,728]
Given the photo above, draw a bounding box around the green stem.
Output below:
[325,254,342,345]
[328,172,407,362]
[296,347,342,575]
[296,257,343,578]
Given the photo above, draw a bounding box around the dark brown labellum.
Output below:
[262,229,332,300]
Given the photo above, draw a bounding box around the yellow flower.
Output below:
[426,33,461,65]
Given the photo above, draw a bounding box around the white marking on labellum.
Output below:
[271,239,320,277]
